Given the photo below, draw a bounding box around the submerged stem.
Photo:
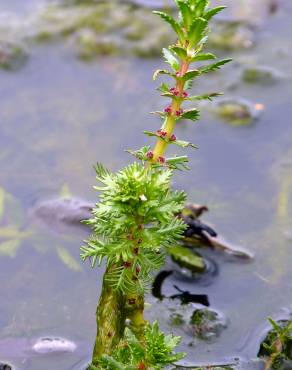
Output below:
[92,270,126,364]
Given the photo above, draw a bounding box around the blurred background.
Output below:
[0,0,292,369]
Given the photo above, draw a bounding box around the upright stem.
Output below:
[92,270,126,365]
[152,60,190,161]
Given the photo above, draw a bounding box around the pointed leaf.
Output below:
[187,17,208,47]
[171,139,198,148]
[153,11,185,43]
[191,52,216,62]
[187,92,223,101]
[180,108,200,121]
[162,48,180,71]
[170,45,187,59]
[157,82,170,93]
[182,69,200,82]
[175,0,192,29]
[153,69,173,80]
[204,6,226,21]
[199,59,232,74]
[195,0,209,17]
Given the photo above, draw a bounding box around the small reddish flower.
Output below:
[158,156,165,164]
[123,261,131,268]
[137,362,146,370]
[133,247,139,255]
[137,224,143,231]
[170,134,177,142]
[176,108,184,117]
[182,91,189,98]
[146,151,153,159]
[164,106,172,114]
[136,266,141,274]
[157,129,167,137]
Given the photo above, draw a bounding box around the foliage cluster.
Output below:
[89,321,184,370]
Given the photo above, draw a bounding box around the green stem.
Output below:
[152,59,190,161]
[91,270,126,365]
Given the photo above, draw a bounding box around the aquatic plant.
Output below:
[80,0,231,368]
[259,318,292,370]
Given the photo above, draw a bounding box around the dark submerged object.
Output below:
[170,285,210,306]
[152,270,209,306]
[0,364,12,370]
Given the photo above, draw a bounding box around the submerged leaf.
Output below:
[0,239,21,258]
[57,245,82,271]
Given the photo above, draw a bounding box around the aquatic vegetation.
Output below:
[208,20,254,51]
[189,308,227,340]
[242,66,280,85]
[0,41,28,71]
[80,0,230,368]
[258,318,292,370]
[214,99,263,126]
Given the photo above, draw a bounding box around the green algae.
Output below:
[169,245,205,273]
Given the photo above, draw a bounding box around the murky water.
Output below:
[0,0,291,369]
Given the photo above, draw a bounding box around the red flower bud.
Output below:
[176,108,184,117]
[146,151,153,159]
[123,261,131,268]
[138,362,146,370]
[164,106,172,114]
[182,91,189,98]
[170,134,177,141]
[158,156,165,164]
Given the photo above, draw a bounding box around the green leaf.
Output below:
[191,52,216,62]
[162,48,180,71]
[187,17,208,47]
[170,45,187,59]
[57,245,82,272]
[195,0,209,17]
[171,139,198,148]
[180,108,200,121]
[153,69,172,80]
[181,69,201,81]
[166,156,190,171]
[204,6,226,21]
[199,58,232,74]
[157,82,170,93]
[0,239,21,258]
[169,245,205,273]
[175,0,192,29]
[187,92,223,101]
[153,11,185,43]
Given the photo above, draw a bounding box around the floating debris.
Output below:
[214,98,263,126]
[0,41,28,71]
[189,308,228,340]
[169,245,206,274]
[32,337,77,354]
[209,21,255,51]
[242,66,281,85]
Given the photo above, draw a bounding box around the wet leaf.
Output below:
[0,226,33,239]
[169,245,205,273]
[56,245,82,271]
[0,239,21,258]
